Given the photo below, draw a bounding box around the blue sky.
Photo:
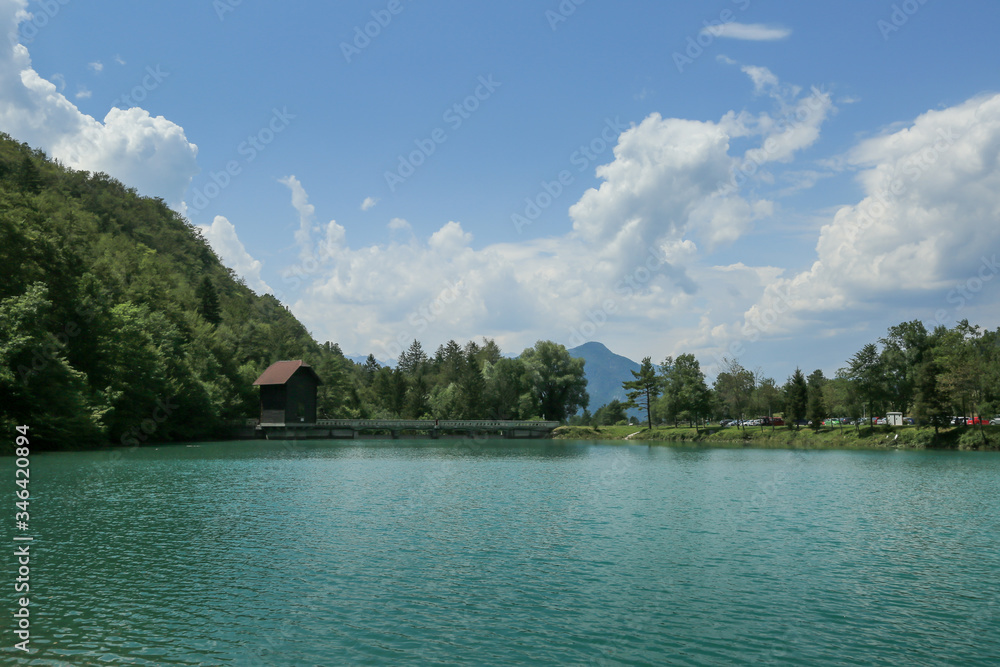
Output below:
[5,0,1000,383]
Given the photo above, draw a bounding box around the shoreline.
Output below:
[552,424,1000,451]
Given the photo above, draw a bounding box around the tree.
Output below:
[520,340,588,422]
[403,374,430,419]
[753,375,782,431]
[784,368,808,429]
[483,357,528,420]
[623,356,662,430]
[806,369,827,429]
[913,358,950,433]
[879,320,929,414]
[362,354,380,385]
[397,339,427,377]
[592,399,627,426]
[195,276,222,326]
[714,357,754,432]
[663,353,712,431]
[458,347,485,418]
[843,343,885,426]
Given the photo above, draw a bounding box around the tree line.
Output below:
[324,339,588,422]
[578,319,1000,438]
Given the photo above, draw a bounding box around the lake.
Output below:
[5,439,1000,665]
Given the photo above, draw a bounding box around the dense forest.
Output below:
[0,134,587,450]
[581,320,1000,438]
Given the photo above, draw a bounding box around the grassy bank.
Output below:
[552,423,1000,450]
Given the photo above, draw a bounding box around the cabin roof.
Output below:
[253,360,322,386]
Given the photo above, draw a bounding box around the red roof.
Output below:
[253,360,322,386]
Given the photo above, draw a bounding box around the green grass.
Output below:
[552,423,1000,450]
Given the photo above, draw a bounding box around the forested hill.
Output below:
[0,133,343,449]
[1,135,591,451]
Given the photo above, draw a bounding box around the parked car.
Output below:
[991,416,1000,426]
[903,417,915,425]
[875,417,887,425]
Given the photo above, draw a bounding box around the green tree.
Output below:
[397,339,427,377]
[806,369,827,429]
[879,320,928,414]
[714,357,754,432]
[195,276,222,325]
[913,358,950,433]
[663,353,712,430]
[623,356,662,430]
[520,340,588,422]
[843,343,885,426]
[784,368,808,429]
[592,399,628,426]
[483,357,528,420]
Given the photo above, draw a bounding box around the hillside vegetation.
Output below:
[0,135,343,449]
[0,135,588,450]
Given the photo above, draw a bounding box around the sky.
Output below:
[4,0,1000,382]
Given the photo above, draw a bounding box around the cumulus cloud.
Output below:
[87,61,102,73]
[360,196,378,211]
[0,0,199,209]
[278,175,317,257]
[198,215,272,295]
[284,66,841,360]
[740,93,1000,341]
[704,23,791,41]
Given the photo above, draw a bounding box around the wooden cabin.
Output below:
[253,360,322,425]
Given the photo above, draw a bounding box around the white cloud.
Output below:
[283,67,841,361]
[87,61,102,73]
[704,23,791,41]
[0,1,199,209]
[198,215,272,295]
[74,87,91,100]
[278,175,316,257]
[360,196,378,211]
[740,93,1000,341]
[114,54,125,66]
[741,64,778,95]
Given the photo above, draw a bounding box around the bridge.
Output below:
[254,419,561,440]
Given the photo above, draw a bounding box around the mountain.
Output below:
[568,342,641,415]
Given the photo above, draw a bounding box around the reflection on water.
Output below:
[4,441,999,665]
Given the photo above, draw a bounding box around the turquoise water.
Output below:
[4,440,1000,665]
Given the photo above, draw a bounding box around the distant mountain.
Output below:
[346,354,396,368]
[568,342,641,415]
